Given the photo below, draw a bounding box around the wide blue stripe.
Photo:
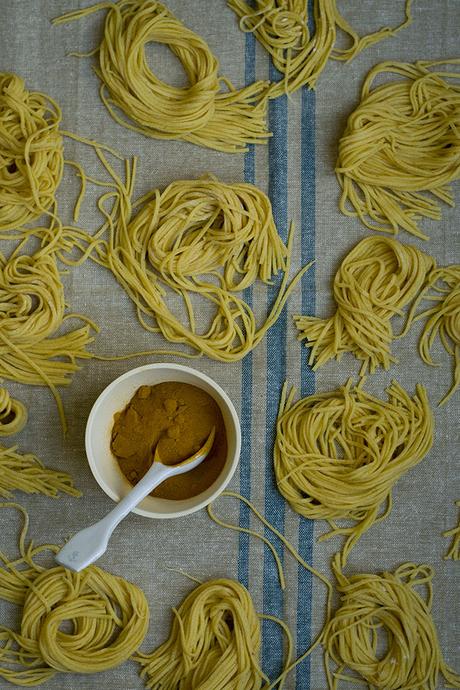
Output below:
[263,61,288,681]
[238,26,256,590]
[296,2,316,687]
[295,85,316,689]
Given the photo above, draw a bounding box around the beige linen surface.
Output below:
[0,1,459,689]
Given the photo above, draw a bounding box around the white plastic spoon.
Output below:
[56,427,216,572]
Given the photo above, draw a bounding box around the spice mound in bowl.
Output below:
[111,382,227,501]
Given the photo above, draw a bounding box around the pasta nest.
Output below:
[137,578,266,690]
[0,562,149,684]
[0,248,95,430]
[54,0,270,152]
[336,59,460,238]
[0,73,63,233]
[228,0,412,95]
[294,236,435,374]
[275,380,433,566]
[96,178,307,361]
[0,386,27,436]
[324,563,460,690]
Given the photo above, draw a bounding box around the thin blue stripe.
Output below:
[296,2,316,687]
[263,61,288,681]
[238,26,256,590]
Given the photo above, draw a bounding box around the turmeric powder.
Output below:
[111,382,227,500]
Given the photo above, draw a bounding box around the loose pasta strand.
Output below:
[400,265,460,405]
[443,500,460,561]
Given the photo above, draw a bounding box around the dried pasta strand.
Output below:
[275,379,433,570]
[0,74,63,235]
[0,387,27,437]
[324,562,460,690]
[400,265,460,405]
[53,0,271,153]
[229,0,412,95]
[336,59,460,239]
[294,236,434,375]
[0,502,149,686]
[0,444,80,500]
[443,500,460,561]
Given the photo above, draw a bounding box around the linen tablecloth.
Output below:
[1,1,459,688]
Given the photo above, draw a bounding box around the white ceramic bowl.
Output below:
[86,363,241,518]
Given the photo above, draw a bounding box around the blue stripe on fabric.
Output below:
[295,85,316,690]
[263,61,288,681]
[238,24,256,590]
[296,2,316,687]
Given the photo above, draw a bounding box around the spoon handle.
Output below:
[106,462,176,526]
[55,462,175,572]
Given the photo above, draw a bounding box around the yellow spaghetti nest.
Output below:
[336,59,460,239]
[88,176,311,362]
[0,502,149,686]
[275,380,433,568]
[0,73,63,234]
[229,0,412,95]
[0,247,96,432]
[324,562,460,690]
[443,501,460,561]
[0,387,27,436]
[53,0,271,152]
[0,444,80,499]
[401,265,460,405]
[208,494,460,690]
[136,578,268,690]
[294,236,434,375]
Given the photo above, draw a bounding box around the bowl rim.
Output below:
[85,363,241,519]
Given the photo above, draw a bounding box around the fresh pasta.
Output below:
[53,0,271,153]
[324,562,460,690]
[136,579,269,690]
[0,246,95,432]
[0,387,27,436]
[401,265,460,405]
[275,380,433,568]
[83,175,312,362]
[0,444,80,499]
[443,501,460,561]
[336,59,460,239]
[208,494,460,690]
[0,502,149,686]
[0,74,63,235]
[294,236,434,375]
[229,0,412,95]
